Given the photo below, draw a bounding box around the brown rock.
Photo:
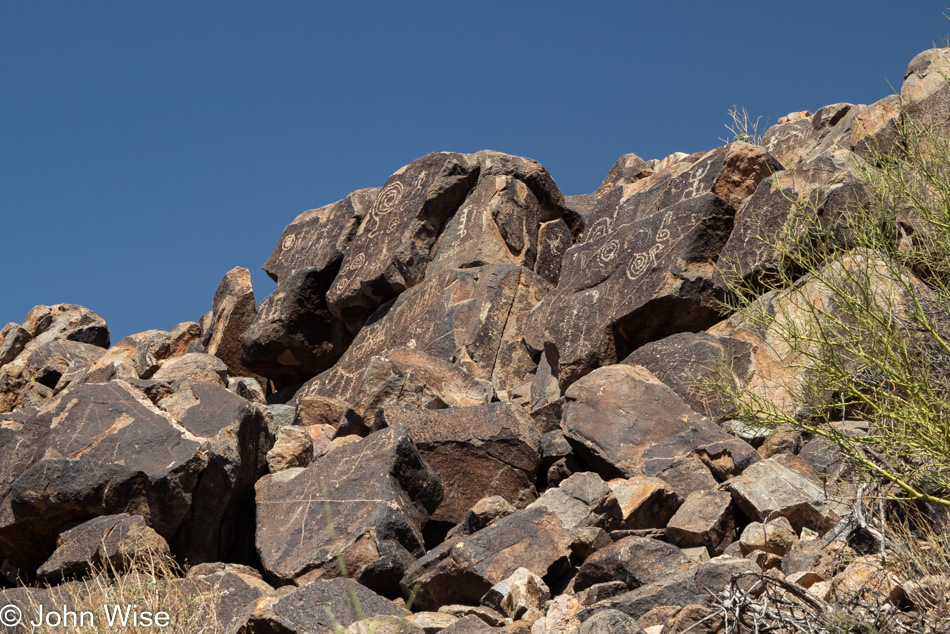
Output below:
[726,456,844,534]
[264,188,379,284]
[534,193,737,389]
[527,471,622,531]
[36,514,169,582]
[376,403,540,535]
[352,348,494,425]
[446,495,517,541]
[298,264,550,405]
[246,578,405,634]
[902,47,950,137]
[481,567,550,620]
[0,323,30,368]
[401,505,574,610]
[738,516,797,556]
[574,536,693,592]
[206,267,259,380]
[266,426,314,473]
[327,152,481,329]
[607,476,682,530]
[666,489,735,556]
[562,365,759,481]
[762,103,862,169]
[623,331,755,421]
[152,352,229,386]
[240,266,353,384]
[255,426,442,595]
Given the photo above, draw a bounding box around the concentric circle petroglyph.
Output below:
[597,239,620,264]
[374,181,405,216]
[587,217,611,242]
[282,234,296,250]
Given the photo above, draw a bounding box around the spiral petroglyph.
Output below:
[374,181,405,216]
[596,239,620,264]
[587,217,612,242]
[626,251,651,279]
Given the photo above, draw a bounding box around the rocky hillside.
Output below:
[0,48,948,633]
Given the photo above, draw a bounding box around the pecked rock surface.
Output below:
[6,46,950,633]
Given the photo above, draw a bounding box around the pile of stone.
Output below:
[0,47,948,633]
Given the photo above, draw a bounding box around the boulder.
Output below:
[726,456,844,534]
[255,426,443,595]
[327,152,481,329]
[0,378,268,578]
[151,352,229,386]
[183,563,275,634]
[266,426,314,473]
[481,567,550,620]
[902,47,950,136]
[738,516,797,556]
[375,403,540,537]
[715,148,866,293]
[607,476,681,530]
[762,103,863,169]
[25,340,106,393]
[576,570,704,622]
[240,266,353,384]
[205,267,259,380]
[263,188,379,284]
[298,264,550,404]
[445,496,516,541]
[0,304,110,413]
[578,609,646,634]
[352,348,494,425]
[561,365,759,481]
[246,578,405,634]
[532,193,738,389]
[526,471,622,532]
[581,143,777,247]
[35,514,169,582]
[623,331,755,421]
[0,323,30,368]
[401,505,574,611]
[573,536,693,592]
[665,489,735,556]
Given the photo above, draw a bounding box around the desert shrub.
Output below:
[715,97,950,508]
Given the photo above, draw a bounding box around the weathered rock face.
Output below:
[86,325,199,382]
[531,193,737,389]
[762,103,863,169]
[246,578,405,634]
[715,148,866,292]
[264,188,379,285]
[401,505,574,611]
[326,152,481,329]
[351,348,494,426]
[562,365,759,481]
[255,426,443,595]
[623,331,754,421]
[298,264,550,404]
[573,536,693,592]
[0,305,110,413]
[580,143,778,246]
[205,266,259,380]
[903,47,950,136]
[241,265,353,384]
[0,378,268,578]
[375,403,541,537]
[36,514,170,582]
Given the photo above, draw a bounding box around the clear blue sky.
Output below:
[3,2,949,342]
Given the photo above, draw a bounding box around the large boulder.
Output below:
[254,426,443,596]
[297,264,550,404]
[375,403,541,539]
[530,193,737,389]
[241,266,354,384]
[0,378,268,579]
[401,505,574,611]
[762,103,864,169]
[580,143,778,245]
[902,47,950,136]
[205,267,260,380]
[263,188,379,284]
[561,365,759,482]
[84,323,200,382]
[326,152,481,329]
[0,304,110,413]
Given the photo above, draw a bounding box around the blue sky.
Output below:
[3,2,949,342]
